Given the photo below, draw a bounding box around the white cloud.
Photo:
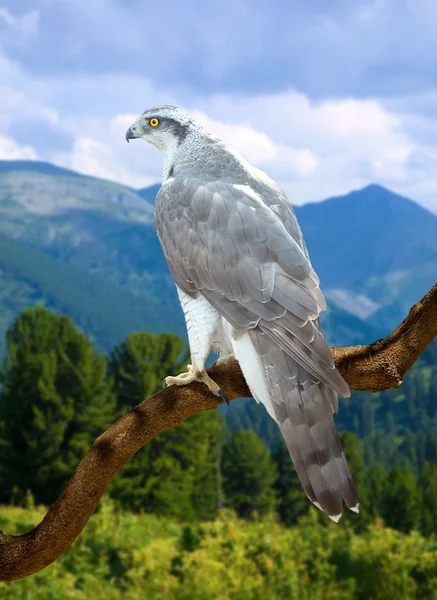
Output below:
[188,91,416,203]
[104,94,416,204]
[189,110,319,177]
[0,46,436,211]
[59,135,155,188]
[0,135,36,160]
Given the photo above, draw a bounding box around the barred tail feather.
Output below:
[229,326,358,521]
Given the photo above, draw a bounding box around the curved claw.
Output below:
[218,388,230,406]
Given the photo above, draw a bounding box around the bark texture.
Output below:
[0,283,436,581]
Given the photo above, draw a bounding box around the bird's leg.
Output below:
[163,364,230,405]
[211,353,235,367]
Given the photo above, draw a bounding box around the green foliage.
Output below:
[109,410,227,521]
[108,331,187,417]
[0,232,185,358]
[0,307,115,505]
[2,500,437,599]
[366,464,388,521]
[273,441,309,525]
[222,430,278,518]
[108,332,227,520]
[381,466,421,533]
[224,339,437,475]
[420,462,437,535]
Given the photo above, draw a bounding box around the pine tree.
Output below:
[222,430,278,518]
[340,432,369,528]
[413,431,427,472]
[360,394,374,438]
[401,429,419,473]
[381,466,420,533]
[366,463,388,520]
[108,331,187,417]
[273,441,309,525]
[427,370,437,420]
[108,331,228,520]
[419,462,437,536]
[0,307,114,505]
[425,428,437,463]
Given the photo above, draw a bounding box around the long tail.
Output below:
[230,328,359,522]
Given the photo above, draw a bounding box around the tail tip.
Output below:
[350,503,360,514]
[310,499,343,523]
[329,512,342,523]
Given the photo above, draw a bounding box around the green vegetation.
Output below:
[2,499,437,599]
[222,430,278,518]
[0,308,437,532]
[224,339,437,472]
[1,306,437,597]
[1,162,436,362]
[0,233,184,358]
[0,307,115,505]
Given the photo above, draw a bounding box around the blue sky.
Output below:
[1,0,437,211]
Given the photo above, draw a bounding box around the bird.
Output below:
[126,105,359,521]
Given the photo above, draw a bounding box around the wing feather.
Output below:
[155,175,349,396]
[154,173,356,518]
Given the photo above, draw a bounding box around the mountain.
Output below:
[138,184,161,204]
[0,160,182,355]
[0,232,185,358]
[1,160,434,472]
[0,159,435,357]
[0,159,85,179]
[0,159,173,300]
[293,184,437,331]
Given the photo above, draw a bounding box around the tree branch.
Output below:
[332,283,437,391]
[0,283,436,581]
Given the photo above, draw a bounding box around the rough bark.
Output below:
[0,283,436,581]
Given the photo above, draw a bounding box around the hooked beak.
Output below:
[125,127,138,143]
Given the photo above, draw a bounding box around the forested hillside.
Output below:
[0,160,435,359]
[0,233,185,358]
[1,308,436,534]
[225,338,437,470]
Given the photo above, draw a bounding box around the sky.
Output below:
[1,0,437,211]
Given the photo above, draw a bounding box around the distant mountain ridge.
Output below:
[0,159,85,179]
[294,184,437,286]
[293,184,437,329]
[0,159,435,355]
[0,231,185,358]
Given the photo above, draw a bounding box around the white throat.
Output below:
[160,136,181,181]
[153,123,206,182]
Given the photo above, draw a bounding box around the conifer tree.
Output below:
[419,462,437,536]
[382,466,420,532]
[340,432,369,528]
[425,428,437,463]
[367,464,388,521]
[0,307,114,505]
[273,441,309,525]
[222,430,278,518]
[108,331,228,520]
[108,331,187,417]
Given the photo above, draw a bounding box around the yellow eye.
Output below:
[149,118,160,127]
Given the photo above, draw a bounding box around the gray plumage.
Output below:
[126,105,358,521]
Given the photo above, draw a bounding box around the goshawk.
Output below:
[126,105,359,521]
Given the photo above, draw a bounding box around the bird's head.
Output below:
[125,105,198,154]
